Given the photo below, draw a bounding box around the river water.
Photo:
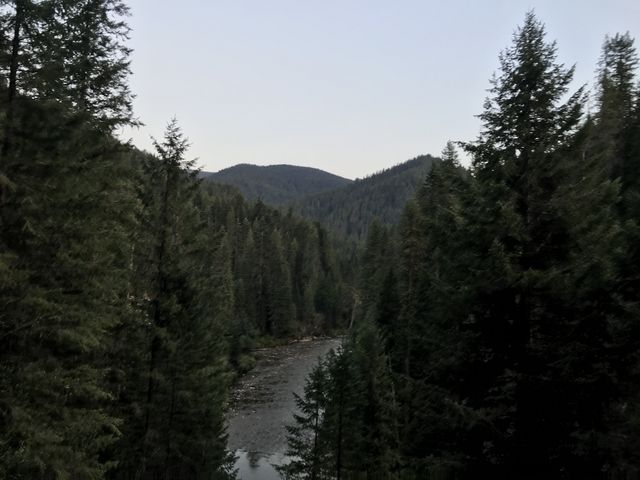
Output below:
[226,338,342,479]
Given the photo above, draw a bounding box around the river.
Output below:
[226,338,342,479]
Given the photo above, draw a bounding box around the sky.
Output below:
[120,0,640,179]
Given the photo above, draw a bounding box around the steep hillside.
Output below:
[297,155,438,242]
[204,163,352,206]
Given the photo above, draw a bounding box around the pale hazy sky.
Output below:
[120,0,640,179]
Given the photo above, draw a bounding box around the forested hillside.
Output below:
[205,163,352,207]
[202,182,350,362]
[296,155,437,242]
[0,2,348,478]
[2,2,640,480]
[207,156,437,244]
[281,14,640,479]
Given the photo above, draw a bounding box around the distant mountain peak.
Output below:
[203,164,352,207]
[203,156,439,242]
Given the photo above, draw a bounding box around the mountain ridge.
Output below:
[203,155,438,242]
[203,163,351,206]
[295,155,438,241]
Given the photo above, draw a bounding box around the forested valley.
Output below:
[280,14,640,480]
[0,1,348,478]
[205,156,438,243]
[0,2,639,480]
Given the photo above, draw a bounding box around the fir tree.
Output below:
[461,12,622,476]
[0,100,135,480]
[265,228,296,336]
[114,120,233,480]
[592,32,638,183]
[0,1,135,475]
[279,359,330,480]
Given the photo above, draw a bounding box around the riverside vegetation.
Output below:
[279,13,640,480]
[0,2,346,478]
[0,3,638,480]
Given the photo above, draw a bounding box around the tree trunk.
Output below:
[140,164,173,473]
[2,0,24,161]
[336,388,343,480]
[0,0,24,213]
[164,370,177,479]
[312,399,319,480]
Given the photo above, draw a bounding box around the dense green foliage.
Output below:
[279,325,397,480]
[2,3,639,479]
[205,163,352,207]
[0,2,348,478]
[283,13,640,479]
[204,186,350,363]
[296,156,437,242]
[207,158,436,244]
[0,1,135,477]
[105,123,235,479]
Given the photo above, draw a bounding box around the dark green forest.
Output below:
[0,2,639,480]
[295,156,437,242]
[206,156,437,243]
[281,13,640,480]
[0,1,348,478]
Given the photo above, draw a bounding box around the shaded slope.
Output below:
[296,155,438,242]
[204,163,352,206]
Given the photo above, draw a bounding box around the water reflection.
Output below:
[227,339,341,479]
[234,450,286,480]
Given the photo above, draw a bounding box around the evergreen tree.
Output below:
[0,1,135,476]
[460,12,621,476]
[282,325,400,479]
[350,321,399,478]
[0,0,133,129]
[591,33,640,474]
[39,0,134,127]
[321,347,357,480]
[394,143,473,476]
[0,100,135,480]
[283,13,640,480]
[265,228,296,336]
[279,359,330,480]
[314,223,344,331]
[359,221,396,320]
[113,120,233,480]
[593,33,638,182]
[373,269,400,350]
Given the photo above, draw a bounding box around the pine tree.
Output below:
[350,321,399,479]
[232,224,259,358]
[0,1,135,475]
[282,326,400,479]
[359,221,395,321]
[0,0,134,128]
[593,33,638,182]
[265,228,296,336]
[45,0,133,126]
[0,99,135,480]
[113,120,233,479]
[393,143,473,476]
[290,230,321,332]
[322,347,356,480]
[591,33,640,474]
[461,12,622,477]
[373,269,400,350]
[279,359,330,480]
[314,223,344,331]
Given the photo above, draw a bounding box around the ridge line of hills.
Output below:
[201,163,352,206]
[202,155,439,242]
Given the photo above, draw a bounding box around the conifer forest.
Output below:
[1,2,640,479]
